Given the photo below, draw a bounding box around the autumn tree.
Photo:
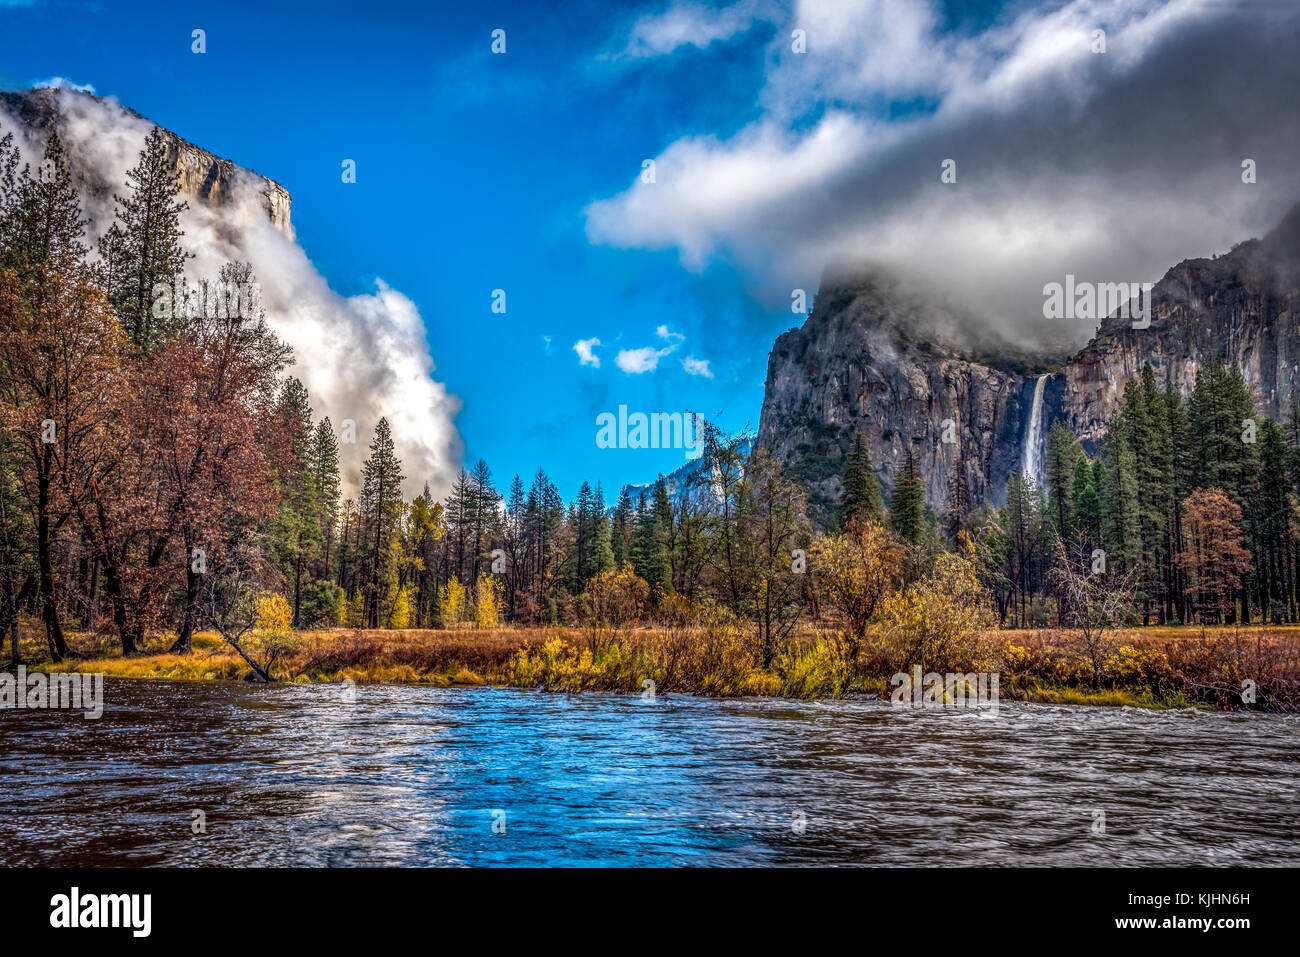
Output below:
[738,449,810,667]
[0,131,89,658]
[1176,487,1253,623]
[1049,539,1138,683]
[815,517,903,656]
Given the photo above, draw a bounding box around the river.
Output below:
[1,679,1296,866]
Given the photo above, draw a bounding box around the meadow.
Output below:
[22,620,1300,711]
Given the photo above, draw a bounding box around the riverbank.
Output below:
[12,622,1300,711]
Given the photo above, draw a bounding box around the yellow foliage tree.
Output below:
[815,518,904,652]
[249,592,297,678]
[385,584,413,629]
[341,591,365,628]
[439,578,467,627]
[254,592,293,636]
[474,572,502,628]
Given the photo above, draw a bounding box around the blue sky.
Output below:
[2,0,1296,502]
[0,0,797,500]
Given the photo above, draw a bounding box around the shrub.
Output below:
[878,546,997,673]
[778,639,849,698]
[299,580,345,628]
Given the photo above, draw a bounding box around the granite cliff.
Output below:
[758,201,1300,522]
[0,87,291,236]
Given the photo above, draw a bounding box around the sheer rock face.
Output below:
[0,87,292,237]
[758,270,1028,519]
[758,203,1300,519]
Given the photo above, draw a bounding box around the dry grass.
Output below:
[6,620,1300,708]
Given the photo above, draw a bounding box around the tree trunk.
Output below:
[99,555,137,654]
[84,557,99,629]
[169,559,200,654]
[37,470,69,661]
[223,634,273,682]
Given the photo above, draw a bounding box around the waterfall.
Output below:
[1022,373,1049,489]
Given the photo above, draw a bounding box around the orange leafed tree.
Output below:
[1175,487,1253,624]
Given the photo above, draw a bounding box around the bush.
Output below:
[254,593,293,636]
[299,580,345,628]
[778,639,849,698]
[878,547,997,673]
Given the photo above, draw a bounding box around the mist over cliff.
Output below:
[0,86,463,500]
[758,199,1300,521]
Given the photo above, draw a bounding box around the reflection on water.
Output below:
[1,679,1296,866]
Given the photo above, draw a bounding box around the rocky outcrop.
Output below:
[758,202,1300,520]
[1059,206,1300,448]
[0,87,291,236]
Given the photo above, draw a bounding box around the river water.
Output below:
[1,679,1296,866]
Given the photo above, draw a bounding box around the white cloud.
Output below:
[682,355,714,378]
[31,77,96,94]
[656,324,685,341]
[615,344,675,374]
[613,0,767,59]
[587,0,1300,348]
[573,336,602,367]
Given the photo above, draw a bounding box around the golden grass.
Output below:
[4,620,1298,708]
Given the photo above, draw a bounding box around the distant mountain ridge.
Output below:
[618,438,754,509]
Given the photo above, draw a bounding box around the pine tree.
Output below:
[309,418,341,579]
[1254,418,1291,622]
[99,126,190,351]
[630,492,667,588]
[443,469,474,584]
[1165,377,1192,621]
[1044,419,1080,537]
[1070,452,1100,549]
[2,131,87,293]
[611,487,633,567]
[360,418,405,627]
[503,474,527,618]
[590,483,614,575]
[269,378,319,625]
[1119,366,1174,621]
[574,480,595,586]
[0,130,19,223]
[652,476,678,590]
[1186,357,1260,619]
[840,431,883,527]
[1098,418,1142,576]
[469,459,499,583]
[888,449,925,545]
[1002,470,1048,627]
